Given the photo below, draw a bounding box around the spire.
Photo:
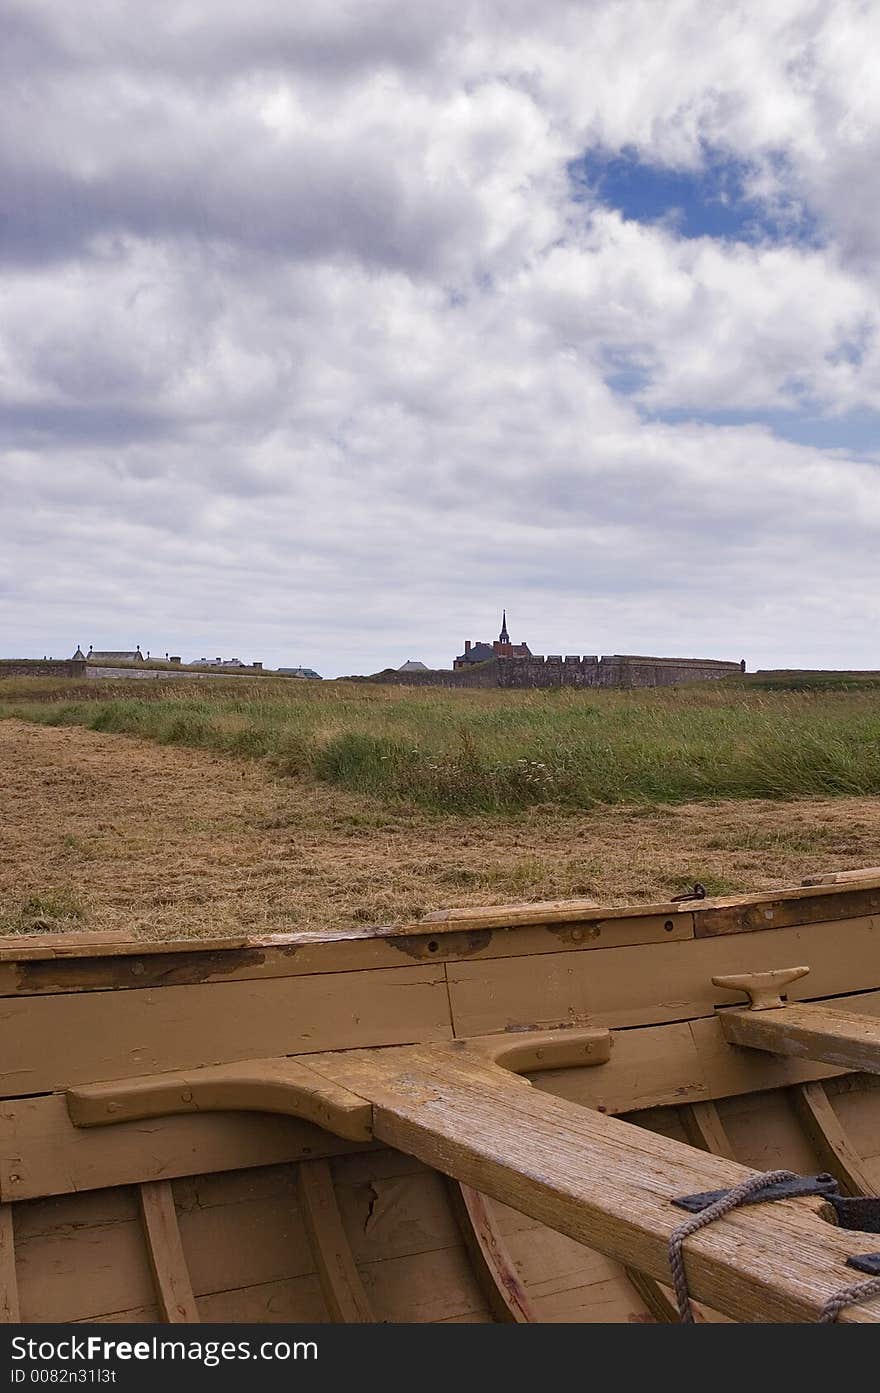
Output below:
[499,609,510,644]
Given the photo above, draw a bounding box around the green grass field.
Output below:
[4,675,880,813]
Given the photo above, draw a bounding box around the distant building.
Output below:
[453,611,531,669]
[398,660,428,672]
[87,646,144,663]
[278,667,322,679]
[71,646,86,661]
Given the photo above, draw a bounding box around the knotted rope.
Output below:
[668,1168,796,1323]
[818,1276,880,1323]
[668,1167,880,1324]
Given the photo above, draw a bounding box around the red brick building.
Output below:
[453,611,531,669]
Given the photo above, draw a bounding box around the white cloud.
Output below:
[1,1,879,675]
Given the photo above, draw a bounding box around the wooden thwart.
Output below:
[138,1181,199,1323]
[65,1042,880,1322]
[719,1001,880,1076]
[303,1043,880,1323]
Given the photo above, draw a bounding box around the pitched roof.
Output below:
[455,642,495,664]
[87,649,142,662]
[398,660,428,671]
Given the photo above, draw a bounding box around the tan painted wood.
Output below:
[466,1026,611,1073]
[791,1082,878,1197]
[446,917,880,1037]
[712,966,811,1010]
[0,1205,18,1322]
[0,963,451,1097]
[304,1043,880,1323]
[296,1159,374,1322]
[0,914,696,998]
[8,1013,861,1209]
[448,1182,536,1322]
[720,1000,880,1075]
[679,1101,735,1159]
[66,1057,374,1141]
[624,1267,680,1322]
[0,1092,372,1204]
[138,1181,199,1322]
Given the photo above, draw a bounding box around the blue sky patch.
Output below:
[644,405,880,457]
[572,145,817,246]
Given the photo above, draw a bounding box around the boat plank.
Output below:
[720,1000,880,1074]
[0,1205,18,1323]
[297,1160,373,1323]
[359,1245,490,1324]
[305,1043,880,1323]
[0,1093,372,1204]
[791,1082,877,1197]
[0,964,451,1097]
[138,1181,199,1323]
[0,915,694,996]
[446,918,880,1035]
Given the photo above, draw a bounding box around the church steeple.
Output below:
[499,609,510,645]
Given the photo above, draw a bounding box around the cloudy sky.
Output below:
[2,1,879,676]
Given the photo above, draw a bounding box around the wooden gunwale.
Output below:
[0,871,878,992]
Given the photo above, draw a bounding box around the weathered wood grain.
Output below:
[720,1000,880,1075]
[304,1043,880,1323]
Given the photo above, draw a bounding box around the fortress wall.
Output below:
[0,659,86,678]
[365,654,740,690]
[596,656,742,688]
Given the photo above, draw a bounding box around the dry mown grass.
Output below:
[2,718,879,940]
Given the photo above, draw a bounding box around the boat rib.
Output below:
[138,1180,199,1323]
[791,1081,877,1197]
[296,1159,374,1323]
[0,1205,18,1323]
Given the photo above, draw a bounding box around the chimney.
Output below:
[465,640,471,653]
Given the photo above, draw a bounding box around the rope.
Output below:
[669,1168,880,1324]
[819,1277,880,1324]
[668,1169,797,1323]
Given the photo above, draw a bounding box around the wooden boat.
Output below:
[3,865,880,1325]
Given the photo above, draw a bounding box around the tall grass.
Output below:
[4,678,880,812]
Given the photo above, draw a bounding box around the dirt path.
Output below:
[2,717,879,939]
